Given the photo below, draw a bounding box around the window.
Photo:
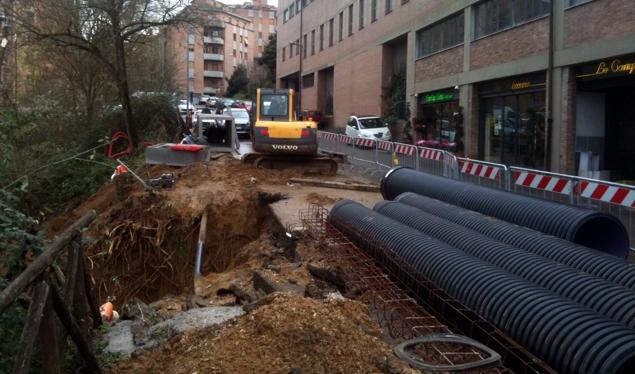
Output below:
[319,24,324,51]
[329,18,334,47]
[371,0,377,22]
[289,43,293,57]
[296,39,300,55]
[348,5,354,36]
[233,49,237,57]
[386,0,395,14]
[289,4,295,18]
[233,33,237,41]
[303,34,308,58]
[473,0,550,39]
[416,11,464,58]
[282,47,286,61]
[311,29,316,55]
[359,0,365,30]
[283,9,288,23]
[567,0,591,6]
[338,12,344,41]
[261,94,289,118]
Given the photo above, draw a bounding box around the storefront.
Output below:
[575,54,635,183]
[415,88,463,155]
[478,73,546,169]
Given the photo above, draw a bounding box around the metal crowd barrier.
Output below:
[317,131,635,251]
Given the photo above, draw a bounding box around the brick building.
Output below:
[276,0,635,182]
[167,0,276,97]
[228,0,278,61]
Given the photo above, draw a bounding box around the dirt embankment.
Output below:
[45,157,301,305]
[115,293,414,374]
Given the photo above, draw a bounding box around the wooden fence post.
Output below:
[13,280,50,374]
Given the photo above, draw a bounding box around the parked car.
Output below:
[223,107,251,137]
[345,115,390,141]
[178,99,194,115]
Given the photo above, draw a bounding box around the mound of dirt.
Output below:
[115,293,414,374]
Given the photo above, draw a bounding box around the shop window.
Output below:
[473,0,550,40]
[416,11,464,58]
[415,90,463,155]
[481,92,545,169]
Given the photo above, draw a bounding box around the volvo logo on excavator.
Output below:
[272,144,299,151]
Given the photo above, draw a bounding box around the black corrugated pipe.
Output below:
[380,167,630,258]
[374,200,635,328]
[328,200,635,374]
[395,192,635,291]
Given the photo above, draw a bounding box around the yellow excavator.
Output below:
[243,88,337,175]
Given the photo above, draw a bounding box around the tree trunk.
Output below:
[114,34,137,147]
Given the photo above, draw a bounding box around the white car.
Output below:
[178,99,194,115]
[223,107,251,136]
[345,115,390,141]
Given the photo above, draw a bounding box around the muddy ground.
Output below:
[45,157,433,373]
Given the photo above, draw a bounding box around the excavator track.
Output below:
[242,153,338,176]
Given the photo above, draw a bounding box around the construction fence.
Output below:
[317,131,635,252]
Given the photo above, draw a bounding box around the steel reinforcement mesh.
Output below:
[299,204,555,374]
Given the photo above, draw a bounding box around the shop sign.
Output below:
[578,56,635,80]
[423,91,456,104]
[479,73,546,96]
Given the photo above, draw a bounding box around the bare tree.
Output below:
[3,0,191,145]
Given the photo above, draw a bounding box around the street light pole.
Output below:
[298,2,304,117]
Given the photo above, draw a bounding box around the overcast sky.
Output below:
[222,0,279,5]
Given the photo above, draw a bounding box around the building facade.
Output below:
[228,0,277,62]
[167,0,276,97]
[276,0,635,182]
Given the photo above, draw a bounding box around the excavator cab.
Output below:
[244,88,337,174]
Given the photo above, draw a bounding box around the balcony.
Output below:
[204,70,224,78]
[204,53,224,61]
[204,36,224,45]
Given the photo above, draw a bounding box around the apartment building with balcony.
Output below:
[228,0,277,64]
[277,0,635,181]
[167,0,270,97]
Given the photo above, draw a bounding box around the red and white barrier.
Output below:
[377,140,392,151]
[460,160,500,180]
[419,148,442,161]
[394,144,415,156]
[355,138,376,148]
[513,171,572,194]
[340,135,353,144]
[319,132,338,142]
[577,181,635,208]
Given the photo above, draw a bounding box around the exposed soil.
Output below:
[305,192,339,206]
[50,157,304,305]
[114,293,416,374]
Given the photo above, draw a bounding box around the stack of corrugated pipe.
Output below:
[328,167,635,374]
